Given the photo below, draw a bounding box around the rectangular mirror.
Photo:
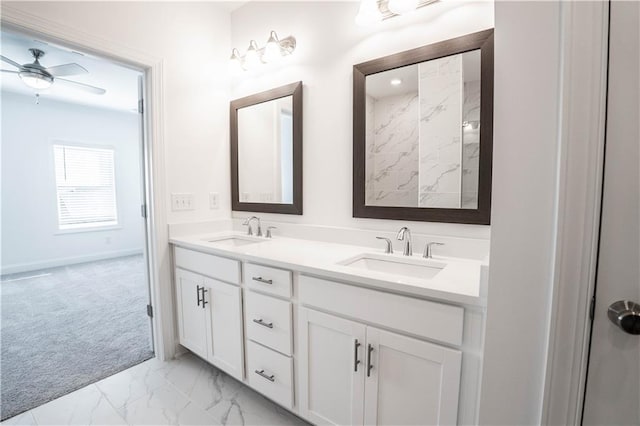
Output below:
[353,30,493,224]
[231,82,302,214]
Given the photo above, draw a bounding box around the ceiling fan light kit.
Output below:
[1,47,106,95]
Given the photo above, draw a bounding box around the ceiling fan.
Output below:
[1,48,106,95]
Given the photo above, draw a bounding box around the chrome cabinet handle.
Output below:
[201,288,208,309]
[252,277,273,285]
[252,318,274,329]
[196,285,202,307]
[367,344,374,377]
[354,339,361,372]
[254,369,275,382]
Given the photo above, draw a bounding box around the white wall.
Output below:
[2,1,232,225]
[1,91,143,274]
[230,1,493,240]
[480,1,562,424]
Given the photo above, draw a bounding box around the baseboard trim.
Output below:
[1,248,144,276]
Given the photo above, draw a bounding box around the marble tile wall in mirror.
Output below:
[353,29,493,224]
[365,50,481,209]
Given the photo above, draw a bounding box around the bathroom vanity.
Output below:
[170,227,488,425]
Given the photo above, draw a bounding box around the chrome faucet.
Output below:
[396,227,412,256]
[243,216,262,237]
[423,242,444,259]
[376,236,394,254]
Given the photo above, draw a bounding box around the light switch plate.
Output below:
[209,192,219,210]
[171,193,194,211]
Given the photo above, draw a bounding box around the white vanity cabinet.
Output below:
[175,268,209,359]
[171,241,484,426]
[298,308,366,425]
[174,249,244,381]
[298,275,463,425]
[243,262,296,409]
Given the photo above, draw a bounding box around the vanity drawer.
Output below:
[299,275,464,346]
[245,291,292,355]
[174,246,240,285]
[244,263,292,298]
[246,340,293,409]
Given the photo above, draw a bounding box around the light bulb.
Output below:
[263,31,282,63]
[19,71,53,89]
[388,0,419,15]
[355,0,382,27]
[244,40,261,69]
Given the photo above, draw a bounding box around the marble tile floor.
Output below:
[1,352,309,426]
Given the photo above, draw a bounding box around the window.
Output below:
[53,144,118,230]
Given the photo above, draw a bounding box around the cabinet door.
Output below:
[364,327,462,426]
[204,277,244,380]
[175,268,208,358]
[299,308,366,425]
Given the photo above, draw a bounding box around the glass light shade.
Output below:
[229,49,244,72]
[244,40,261,69]
[355,0,382,26]
[388,0,419,15]
[263,31,282,63]
[19,72,53,90]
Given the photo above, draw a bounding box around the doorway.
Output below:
[0,29,154,420]
[581,1,639,424]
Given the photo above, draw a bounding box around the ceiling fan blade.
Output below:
[1,69,19,74]
[0,55,22,69]
[46,63,88,77]
[56,78,106,95]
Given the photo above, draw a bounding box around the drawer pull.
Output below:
[354,339,361,372]
[254,369,275,382]
[252,276,273,285]
[252,318,274,329]
[367,344,374,377]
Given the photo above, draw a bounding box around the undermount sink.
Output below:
[339,254,446,280]
[206,236,264,247]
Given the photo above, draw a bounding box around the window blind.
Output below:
[53,144,118,229]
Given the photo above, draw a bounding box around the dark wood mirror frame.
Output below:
[231,81,303,215]
[353,29,494,225]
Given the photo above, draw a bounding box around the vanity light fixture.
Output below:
[356,0,438,26]
[244,40,262,69]
[390,78,402,86]
[388,0,419,15]
[355,0,383,26]
[230,31,297,72]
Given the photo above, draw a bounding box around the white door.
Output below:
[175,268,208,358]
[204,277,244,380]
[364,327,462,426]
[582,1,640,424]
[298,308,366,425]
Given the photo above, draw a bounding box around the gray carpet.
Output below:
[0,255,154,420]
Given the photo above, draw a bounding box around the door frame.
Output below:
[1,5,176,361]
[541,1,610,424]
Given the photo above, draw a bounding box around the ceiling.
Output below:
[0,30,142,112]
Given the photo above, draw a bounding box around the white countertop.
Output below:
[170,231,487,307]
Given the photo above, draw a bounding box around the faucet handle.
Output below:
[243,217,253,235]
[376,236,394,254]
[266,226,277,239]
[423,242,444,259]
